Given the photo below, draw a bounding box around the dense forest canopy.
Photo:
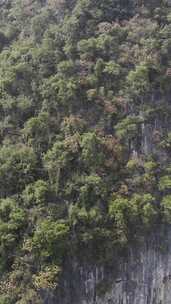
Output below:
[0,0,171,303]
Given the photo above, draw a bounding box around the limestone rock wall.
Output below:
[48,228,171,304]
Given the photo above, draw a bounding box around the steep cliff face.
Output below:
[50,228,171,304]
[136,90,171,158]
[1,1,171,303]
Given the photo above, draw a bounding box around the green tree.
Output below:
[32,219,69,263]
[0,145,37,196]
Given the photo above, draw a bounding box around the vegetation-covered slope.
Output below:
[0,0,171,302]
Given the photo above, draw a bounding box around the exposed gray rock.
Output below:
[47,228,171,304]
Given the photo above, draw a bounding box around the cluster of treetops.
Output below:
[0,0,170,302]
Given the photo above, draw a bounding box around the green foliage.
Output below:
[33,265,61,290]
[160,132,171,150]
[159,175,171,191]
[127,64,151,97]
[0,145,37,196]
[0,0,170,300]
[0,197,27,272]
[32,219,69,262]
[0,295,12,304]
[22,180,49,207]
[31,10,51,42]
[161,195,171,223]
[109,193,157,236]
[81,132,104,168]
[23,112,52,153]
[115,116,143,139]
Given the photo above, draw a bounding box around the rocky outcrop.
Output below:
[47,227,171,304]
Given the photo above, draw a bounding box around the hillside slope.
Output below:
[0,0,171,303]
